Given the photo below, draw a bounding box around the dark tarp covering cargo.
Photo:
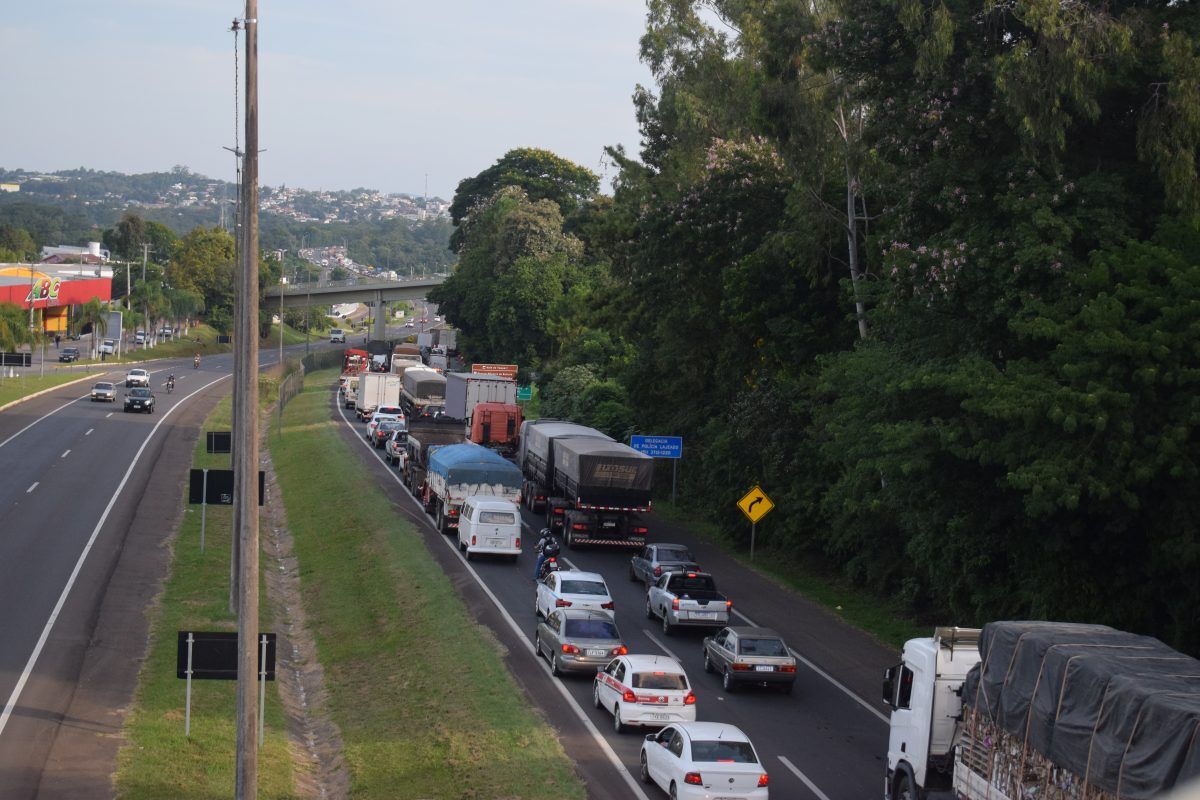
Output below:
[552,438,653,508]
[518,419,611,484]
[428,443,522,489]
[961,621,1200,797]
[402,367,446,400]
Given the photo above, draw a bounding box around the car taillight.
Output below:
[571,523,589,531]
[471,536,477,546]
[622,689,637,703]
[613,646,628,655]
[781,665,796,673]
[561,644,579,654]
[671,598,680,610]
[684,772,703,786]
[448,507,458,516]
[515,538,520,548]
[633,526,648,535]
[552,507,564,515]
[601,601,614,610]
[555,599,572,608]
[725,600,733,610]
[653,566,662,576]
[758,773,769,787]
[683,691,696,705]
[732,662,752,671]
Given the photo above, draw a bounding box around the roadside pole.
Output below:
[200,469,208,553]
[234,2,261,796]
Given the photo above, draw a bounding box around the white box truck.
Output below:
[355,373,402,419]
[444,372,517,422]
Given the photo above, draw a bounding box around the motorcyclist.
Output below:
[193,353,200,369]
[533,528,559,581]
[166,374,176,393]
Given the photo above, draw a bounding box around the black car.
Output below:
[124,387,155,414]
[59,347,81,363]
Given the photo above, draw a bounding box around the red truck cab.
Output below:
[470,402,523,455]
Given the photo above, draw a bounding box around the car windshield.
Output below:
[564,619,619,639]
[738,638,789,657]
[479,511,516,524]
[129,388,152,397]
[94,383,113,390]
[632,672,688,690]
[130,370,147,376]
[658,548,694,562]
[377,421,403,432]
[560,580,608,596]
[689,741,758,763]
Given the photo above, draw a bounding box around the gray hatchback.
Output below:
[702,626,797,694]
[535,609,627,677]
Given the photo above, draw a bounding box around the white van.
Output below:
[330,328,346,343]
[135,330,146,345]
[457,497,521,561]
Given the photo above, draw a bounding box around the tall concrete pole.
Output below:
[234,2,261,797]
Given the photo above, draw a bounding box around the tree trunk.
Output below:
[845,162,869,341]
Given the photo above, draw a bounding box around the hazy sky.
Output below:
[2,1,654,199]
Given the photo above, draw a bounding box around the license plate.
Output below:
[691,611,716,619]
[587,648,607,657]
[646,712,669,720]
[488,539,504,546]
[602,521,617,528]
[755,665,775,672]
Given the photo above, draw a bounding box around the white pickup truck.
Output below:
[645,571,731,635]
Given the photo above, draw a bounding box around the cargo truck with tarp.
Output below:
[540,434,653,548]
[402,416,467,500]
[423,442,522,534]
[401,366,446,417]
[883,621,1200,800]
[518,419,612,513]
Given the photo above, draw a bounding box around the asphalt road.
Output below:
[0,342,315,798]
[332,386,897,800]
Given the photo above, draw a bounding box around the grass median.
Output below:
[0,369,104,408]
[116,397,295,799]
[269,368,586,800]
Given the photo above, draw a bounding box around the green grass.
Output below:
[0,369,104,408]
[116,397,295,799]
[268,369,586,800]
[653,501,924,651]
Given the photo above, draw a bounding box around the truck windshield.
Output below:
[738,638,788,657]
[689,741,757,763]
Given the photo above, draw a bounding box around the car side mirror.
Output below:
[645,734,656,743]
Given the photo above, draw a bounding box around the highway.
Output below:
[0,345,303,797]
[332,379,895,800]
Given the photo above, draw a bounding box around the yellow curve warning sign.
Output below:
[737,486,775,524]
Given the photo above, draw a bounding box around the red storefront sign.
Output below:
[0,277,112,308]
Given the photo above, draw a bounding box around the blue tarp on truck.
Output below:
[427,442,523,489]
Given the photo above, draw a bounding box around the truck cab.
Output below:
[883,627,980,800]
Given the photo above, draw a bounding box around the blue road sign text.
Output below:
[630,435,683,459]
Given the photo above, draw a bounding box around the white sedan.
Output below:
[535,570,614,619]
[125,368,150,387]
[639,722,769,799]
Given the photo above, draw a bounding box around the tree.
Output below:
[166,226,235,320]
[0,302,34,352]
[448,148,599,251]
[77,299,109,359]
[0,225,37,261]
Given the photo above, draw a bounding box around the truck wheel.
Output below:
[628,564,638,582]
[892,773,918,800]
[564,528,574,549]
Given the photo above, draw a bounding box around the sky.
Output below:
[1,1,655,199]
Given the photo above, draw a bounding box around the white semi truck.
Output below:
[884,622,1200,800]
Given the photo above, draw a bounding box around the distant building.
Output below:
[39,241,110,263]
[0,183,19,192]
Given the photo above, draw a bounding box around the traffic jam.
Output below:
[335,339,883,799]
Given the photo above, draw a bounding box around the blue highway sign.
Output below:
[630,435,683,459]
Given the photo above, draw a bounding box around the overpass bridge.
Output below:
[266,275,446,339]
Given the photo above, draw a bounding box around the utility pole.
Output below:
[234,3,261,797]
[278,250,286,369]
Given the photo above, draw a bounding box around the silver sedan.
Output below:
[535,609,627,677]
[90,381,116,402]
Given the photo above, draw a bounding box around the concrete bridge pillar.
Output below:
[373,291,386,340]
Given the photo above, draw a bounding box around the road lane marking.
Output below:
[335,396,651,800]
[85,428,93,436]
[732,608,888,724]
[105,412,113,418]
[26,482,38,494]
[641,629,682,662]
[778,756,833,800]
[0,372,231,741]
[0,394,91,451]
[61,450,70,459]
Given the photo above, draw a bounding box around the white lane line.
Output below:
[732,608,888,724]
[0,372,231,741]
[85,428,93,436]
[60,450,70,459]
[26,482,38,494]
[778,756,833,800]
[105,412,113,418]
[641,629,682,663]
[335,396,651,800]
[0,394,90,451]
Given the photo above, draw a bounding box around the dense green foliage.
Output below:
[436,0,1200,652]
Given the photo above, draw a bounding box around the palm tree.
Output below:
[130,282,164,348]
[166,287,203,337]
[0,302,34,353]
[77,298,109,359]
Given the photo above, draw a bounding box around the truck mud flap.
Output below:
[572,538,646,547]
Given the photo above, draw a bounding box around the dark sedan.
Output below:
[59,347,81,363]
[123,387,155,414]
[702,626,797,694]
[372,419,405,449]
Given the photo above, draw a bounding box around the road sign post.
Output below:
[200,469,208,553]
[736,486,775,561]
[630,435,683,507]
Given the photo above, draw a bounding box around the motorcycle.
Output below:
[537,555,561,581]
[166,378,175,395]
[193,355,200,369]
